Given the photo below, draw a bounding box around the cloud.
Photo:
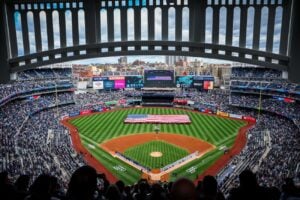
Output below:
[127,9,135,40]
[141,8,148,40]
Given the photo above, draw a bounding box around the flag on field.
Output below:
[124,114,191,124]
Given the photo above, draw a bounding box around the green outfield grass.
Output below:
[123,140,189,169]
[69,107,247,184]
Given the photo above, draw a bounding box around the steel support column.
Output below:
[7,2,17,58]
[288,0,300,83]
[239,5,248,58]
[175,7,182,41]
[280,0,292,55]
[148,7,155,51]
[0,1,10,83]
[84,0,99,55]
[134,8,141,41]
[189,0,204,43]
[21,11,30,55]
[120,8,127,51]
[33,11,42,53]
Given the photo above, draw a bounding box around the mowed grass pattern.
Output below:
[123,140,189,169]
[70,107,247,184]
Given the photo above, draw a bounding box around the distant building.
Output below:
[118,57,127,65]
[165,56,187,66]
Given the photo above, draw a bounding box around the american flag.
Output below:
[124,114,191,124]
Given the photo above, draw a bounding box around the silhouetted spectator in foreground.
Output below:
[14,175,30,200]
[281,177,300,200]
[228,169,273,200]
[146,183,167,200]
[198,175,225,200]
[0,171,15,200]
[105,184,122,200]
[116,180,126,199]
[66,165,97,200]
[25,174,59,200]
[133,179,150,200]
[170,178,196,200]
[123,185,134,200]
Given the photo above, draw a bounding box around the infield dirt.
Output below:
[100,133,215,155]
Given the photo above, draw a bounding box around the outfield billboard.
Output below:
[104,80,115,89]
[114,79,126,89]
[125,76,144,88]
[176,76,194,88]
[93,81,104,89]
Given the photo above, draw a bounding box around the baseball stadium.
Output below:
[0,0,300,199]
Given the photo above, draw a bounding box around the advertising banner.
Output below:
[193,80,203,89]
[93,81,104,89]
[243,116,256,122]
[80,110,92,115]
[114,80,125,89]
[109,76,125,80]
[174,99,188,105]
[93,77,108,81]
[104,80,115,89]
[229,113,243,119]
[176,76,194,88]
[69,112,80,117]
[125,76,144,88]
[118,99,127,104]
[217,110,229,117]
[187,100,195,105]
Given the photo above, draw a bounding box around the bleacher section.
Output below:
[230,67,300,100]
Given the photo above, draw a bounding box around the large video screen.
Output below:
[193,76,214,90]
[125,76,144,88]
[144,70,175,87]
[203,81,214,90]
[176,76,194,88]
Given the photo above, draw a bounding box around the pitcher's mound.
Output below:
[150,152,163,157]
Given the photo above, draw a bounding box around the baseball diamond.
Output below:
[63,107,251,185]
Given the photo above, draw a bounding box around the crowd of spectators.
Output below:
[0,66,299,199]
[217,107,300,197]
[230,80,299,93]
[231,67,282,80]
[230,93,300,120]
[0,80,73,104]
[0,92,79,187]
[0,89,129,190]
[17,68,72,80]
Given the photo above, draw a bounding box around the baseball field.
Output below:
[64,107,249,185]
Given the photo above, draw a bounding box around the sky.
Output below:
[13,3,283,65]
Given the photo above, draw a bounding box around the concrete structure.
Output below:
[0,0,299,83]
